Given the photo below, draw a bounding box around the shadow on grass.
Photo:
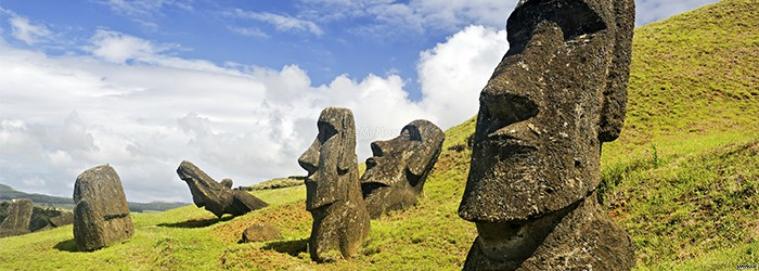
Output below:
[54,239,80,252]
[157,216,234,228]
[263,239,308,257]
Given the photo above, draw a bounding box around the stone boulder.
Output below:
[298,107,370,261]
[73,165,134,251]
[177,161,268,217]
[241,222,282,243]
[361,119,445,219]
[0,199,33,237]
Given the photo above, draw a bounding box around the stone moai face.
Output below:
[298,107,358,211]
[458,0,634,265]
[298,107,370,261]
[360,119,445,218]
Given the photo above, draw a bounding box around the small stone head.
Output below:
[360,120,444,216]
[298,107,358,211]
[458,0,635,243]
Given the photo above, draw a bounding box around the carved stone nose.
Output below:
[370,141,386,157]
[298,147,319,174]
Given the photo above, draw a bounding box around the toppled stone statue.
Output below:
[0,201,74,236]
[360,120,445,219]
[73,165,134,251]
[298,107,370,261]
[241,222,282,243]
[177,161,268,217]
[458,0,636,270]
[0,199,33,237]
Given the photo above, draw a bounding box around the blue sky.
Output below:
[0,0,718,202]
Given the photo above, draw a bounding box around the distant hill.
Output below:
[0,183,186,213]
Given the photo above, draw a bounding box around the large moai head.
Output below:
[298,107,358,211]
[458,0,635,265]
[360,119,445,218]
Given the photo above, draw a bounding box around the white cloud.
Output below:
[0,26,505,202]
[230,9,324,36]
[88,29,165,63]
[418,25,508,128]
[9,15,51,44]
[298,0,515,34]
[98,0,193,30]
[100,0,192,16]
[227,26,270,39]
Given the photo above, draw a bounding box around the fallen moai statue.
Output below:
[177,161,268,217]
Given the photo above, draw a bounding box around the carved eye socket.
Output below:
[317,121,338,144]
[507,0,608,53]
[401,126,423,142]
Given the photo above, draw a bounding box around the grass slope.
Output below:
[0,0,757,270]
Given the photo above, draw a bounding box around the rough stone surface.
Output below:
[298,107,370,261]
[221,178,234,189]
[241,222,282,243]
[73,165,134,251]
[177,161,268,217]
[0,199,33,237]
[458,0,636,270]
[30,208,74,232]
[360,119,445,219]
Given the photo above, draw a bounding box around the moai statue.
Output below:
[298,107,370,261]
[0,199,33,237]
[360,119,445,219]
[458,0,636,270]
[177,161,268,217]
[73,165,134,251]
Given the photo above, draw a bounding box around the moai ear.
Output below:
[599,0,635,142]
[337,111,357,173]
[407,121,445,176]
[408,145,437,176]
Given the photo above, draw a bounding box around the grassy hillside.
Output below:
[0,0,757,270]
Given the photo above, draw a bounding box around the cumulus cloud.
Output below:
[0,26,505,202]
[8,15,51,44]
[229,9,324,36]
[418,25,508,128]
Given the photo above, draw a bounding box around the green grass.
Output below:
[0,0,757,270]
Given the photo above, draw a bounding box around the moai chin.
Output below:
[298,107,370,261]
[360,119,445,219]
[458,0,636,270]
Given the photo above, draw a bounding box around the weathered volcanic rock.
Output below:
[73,165,134,251]
[361,119,445,219]
[221,178,234,189]
[48,211,74,227]
[458,0,636,270]
[298,107,370,261]
[241,222,282,243]
[177,161,268,217]
[29,208,74,232]
[0,199,33,237]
